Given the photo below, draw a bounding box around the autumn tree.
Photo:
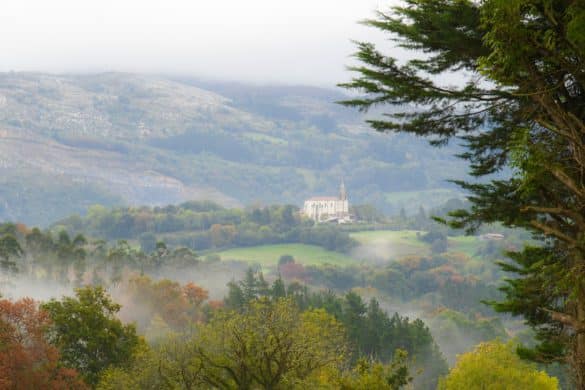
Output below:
[195,298,347,388]
[0,297,87,389]
[122,275,210,332]
[340,0,585,385]
[183,281,209,324]
[42,286,141,386]
[98,298,349,389]
[439,341,558,389]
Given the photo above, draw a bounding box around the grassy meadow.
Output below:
[211,230,489,269]
[213,243,358,268]
[349,230,430,261]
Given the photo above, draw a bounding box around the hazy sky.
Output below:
[0,0,399,86]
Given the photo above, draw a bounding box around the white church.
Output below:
[302,181,352,223]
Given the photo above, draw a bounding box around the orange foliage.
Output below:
[183,282,209,306]
[14,223,30,236]
[449,274,465,284]
[209,224,237,247]
[125,276,211,330]
[279,262,307,282]
[0,298,87,389]
[397,255,424,270]
[428,264,461,287]
[443,252,471,266]
[208,300,224,310]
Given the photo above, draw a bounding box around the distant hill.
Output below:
[0,72,466,226]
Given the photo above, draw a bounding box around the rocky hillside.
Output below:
[0,72,466,225]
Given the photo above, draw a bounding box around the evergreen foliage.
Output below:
[340,0,585,385]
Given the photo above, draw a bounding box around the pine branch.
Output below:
[542,308,585,333]
[521,205,585,230]
[529,220,577,247]
[550,168,585,199]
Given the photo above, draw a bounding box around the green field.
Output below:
[349,230,429,260]
[350,230,426,246]
[213,231,486,269]
[349,230,486,261]
[448,236,482,257]
[213,244,358,268]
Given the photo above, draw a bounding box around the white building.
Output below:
[303,181,351,223]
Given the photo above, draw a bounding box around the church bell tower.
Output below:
[339,180,347,201]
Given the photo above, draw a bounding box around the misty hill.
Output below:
[0,72,466,226]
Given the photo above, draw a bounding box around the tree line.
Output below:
[55,202,357,254]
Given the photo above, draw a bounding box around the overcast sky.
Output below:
[0,0,400,87]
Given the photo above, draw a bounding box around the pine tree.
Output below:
[0,234,22,272]
[271,276,287,299]
[340,0,585,386]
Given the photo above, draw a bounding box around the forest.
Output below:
[0,201,564,388]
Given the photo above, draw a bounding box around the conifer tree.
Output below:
[340,0,585,386]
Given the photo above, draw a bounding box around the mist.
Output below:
[0,0,400,87]
[0,273,74,302]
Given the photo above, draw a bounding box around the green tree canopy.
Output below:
[42,286,141,386]
[0,234,22,272]
[98,298,349,389]
[196,298,347,388]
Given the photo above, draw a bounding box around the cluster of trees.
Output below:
[55,202,357,253]
[117,275,219,336]
[0,276,419,389]
[41,287,141,386]
[99,298,364,389]
[0,222,204,287]
[0,297,87,389]
[0,286,140,387]
[276,250,503,318]
[0,260,563,389]
[224,269,449,389]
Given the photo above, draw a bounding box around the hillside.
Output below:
[0,72,467,225]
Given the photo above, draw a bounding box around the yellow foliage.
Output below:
[438,341,558,390]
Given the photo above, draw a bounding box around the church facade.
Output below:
[302,181,351,223]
